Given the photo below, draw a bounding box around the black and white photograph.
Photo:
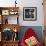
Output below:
[23,7,37,21]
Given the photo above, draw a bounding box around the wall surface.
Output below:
[43,0,46,26]
[0,0,44,26]
[18,0,44,26]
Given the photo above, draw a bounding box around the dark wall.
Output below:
[18,26,44,43]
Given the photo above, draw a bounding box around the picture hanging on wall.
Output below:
[23,7,37,21]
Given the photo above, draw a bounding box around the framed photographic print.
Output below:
[2,10,9,15]
[23,7,37,21]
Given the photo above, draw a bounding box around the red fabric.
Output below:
[21,28,41,46]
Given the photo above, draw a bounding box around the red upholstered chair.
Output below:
[21,28,41,46]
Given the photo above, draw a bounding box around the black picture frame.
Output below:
[23,7,37,21]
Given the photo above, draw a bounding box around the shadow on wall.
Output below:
[18,26,44,44]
